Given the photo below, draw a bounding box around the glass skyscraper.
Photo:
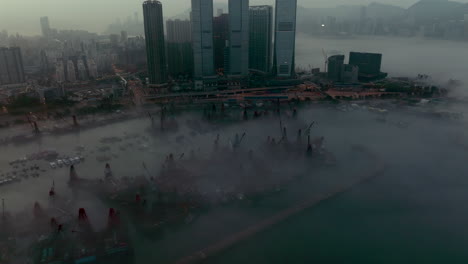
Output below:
[143,0,168,84]
[249,5,273,73]
[166,19,193,78]
[273,0,297,78]
[192,0,215,78]
[228,0,249,76]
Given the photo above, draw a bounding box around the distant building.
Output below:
[192,0,215,78]
[120,31,128,43]
[213,14,229,72]
[110,34,120,48]
[66,60,76,82]
[249,5,273,73]
[349,52,387,81]
[166,19,193,78]
[55,60,65,83]
[228,0,249,76]
[0,47,25,85]
[87,59,98,79]
[143,0,168,84]
[40,16,51,38]
[327,55,345,82]
[77,59,88,81]
[273,0,297,78]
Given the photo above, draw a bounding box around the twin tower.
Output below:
[143,0,297,85]
[192,0,297,79]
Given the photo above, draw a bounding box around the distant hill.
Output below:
[407,0,465,23]
[366,2,405,19]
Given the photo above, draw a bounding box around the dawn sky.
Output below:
[1,0,468,35]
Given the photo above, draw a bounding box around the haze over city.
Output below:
[1,0,468,34]
[0,0,468,263]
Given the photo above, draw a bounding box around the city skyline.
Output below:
[2,0,468,35]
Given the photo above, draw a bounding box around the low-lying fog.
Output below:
[1,100,468,262]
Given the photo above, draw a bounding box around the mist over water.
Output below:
[1,99,468,262]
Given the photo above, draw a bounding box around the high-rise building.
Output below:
[40,16,51,38]
[273,0,297,78]
[143,0,168,84]
[110,34,120,48]
[167,19,191,43]
[327,55,345,82]
[66,60,76,82]
[55,60,65,83]
[77,59,88,81]
[228,0,249,76]
[121,31,128,44]
[0,47,25,85]
[249,5,273,73]
[87,59,98,79]
[192,0,215,78]
[213,14,229,72]
[166,19,193,77]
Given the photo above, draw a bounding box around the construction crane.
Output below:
[322,48,328,73]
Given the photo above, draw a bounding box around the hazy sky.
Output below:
[1,0,468,35]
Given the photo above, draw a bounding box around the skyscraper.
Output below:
[228,0,249,76]
[87,59,98,79]
[55,60,65,83]
[0,47,25,85]
[249,5,273,73]
[143,0,168,84]
[273,0,297,78]
[66,60,76,82]
[40,16,51,38]
[166,19,191,43]
[192,0,215,78]
[166,19,193,77]
[213,13,229,72]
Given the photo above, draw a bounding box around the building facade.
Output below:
[0,47,25,85]
[273,0,297,78]
[327,55,345,82]
[213,14,229,72]
[167,19,191,43]
[249,5,273,73]
[349,52,382,75]
[166,19,194,78]
[40,16,51,38]
[228,0,249,76]
[66,60,76,82]
[143,0,168,84]
[192,0,215,78]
